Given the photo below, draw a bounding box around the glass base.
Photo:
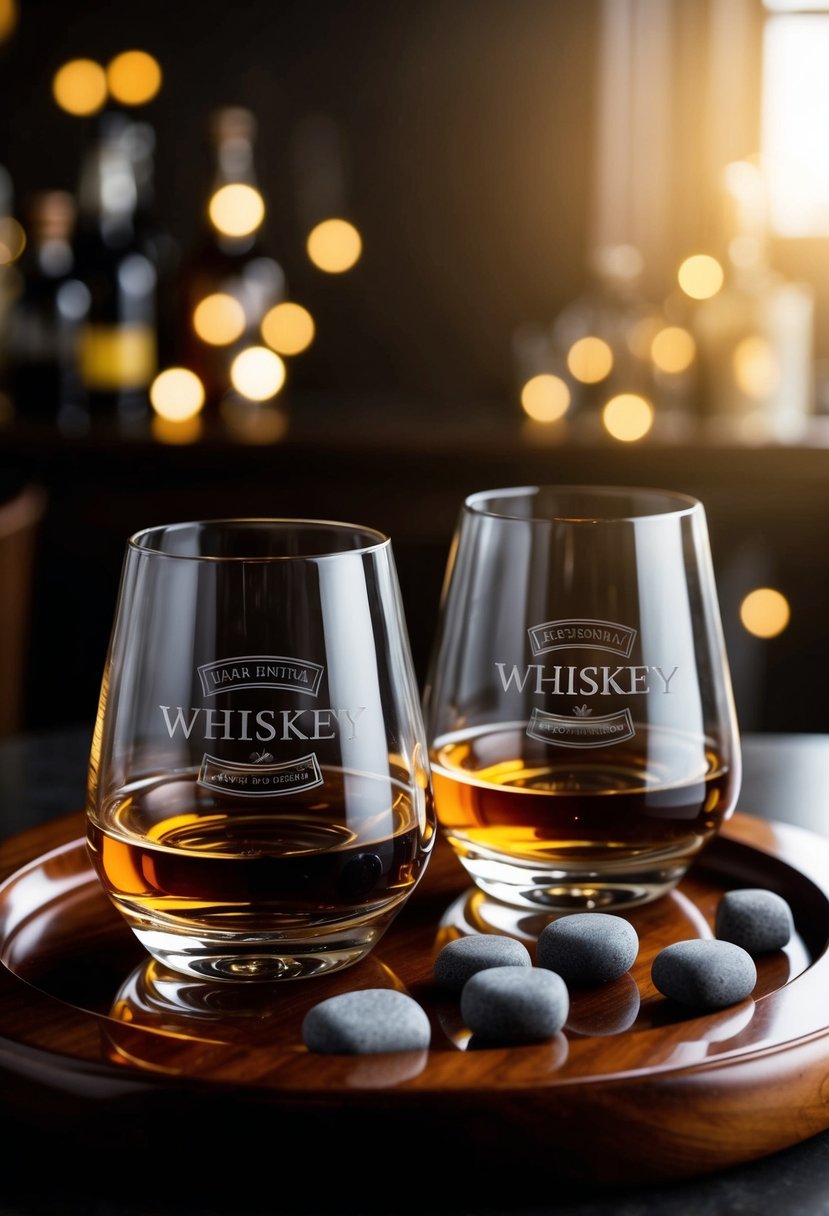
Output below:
[129,923,387,982]
[449,838,693,912]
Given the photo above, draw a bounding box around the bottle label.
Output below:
[79,323,156,389]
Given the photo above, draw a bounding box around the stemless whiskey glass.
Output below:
[86,519,435,981]
[423,486,741,911]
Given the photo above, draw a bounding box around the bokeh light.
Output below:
[152,415,203,445]
[566,336,613,384]
[306,218,362,273]
[52,59,107,117]
[0,0,18,43]
[627,316,663,360]
[221,400,289,444]
[149,368,205,421]
[230,346,286,400]
[193,292,246,346]
[739,587,790,638]
[0,217,25,265]
[677,254,724,300]
[602,393,654,442]
[520,374,570,422]
[733,336,780,398]
[651,326,696,374]
[261,302,315,356]
[208,185,265,239]
[106,50,163,107]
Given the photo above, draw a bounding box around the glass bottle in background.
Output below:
[5,190,89,431]
[692,160,814,441]
[122,119,178,367]
[178,107,284,413]
[73,113,157,427]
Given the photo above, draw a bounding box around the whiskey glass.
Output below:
[86,519,435,981]
[423,486,741,911]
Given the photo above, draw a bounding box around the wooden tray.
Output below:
[0,809,828,1188]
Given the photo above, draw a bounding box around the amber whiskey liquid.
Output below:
[88,765,431,939]
[430,723,736,907]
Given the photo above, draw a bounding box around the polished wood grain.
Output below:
[0,809,828,1184]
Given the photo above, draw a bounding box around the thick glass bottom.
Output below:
[130,922,386,981]
[447,834,698,912]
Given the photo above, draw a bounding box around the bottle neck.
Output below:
[78,131,139,248]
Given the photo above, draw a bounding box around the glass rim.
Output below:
[463,485,702,524]
[128,517,391,562]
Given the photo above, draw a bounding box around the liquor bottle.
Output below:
[123,119,179,366]
[72,113,157,424]
[178,107,284,411]
[5,190,89,430]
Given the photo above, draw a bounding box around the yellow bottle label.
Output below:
[79,324,156,390]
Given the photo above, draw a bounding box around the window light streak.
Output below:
[52,59,107,117]
[520,374,570,422]
[566,336,613,384]
[306,218,362,273]
[740,587,790,638]
[602,393,654,442]
[762,14,829,236]
[678,255,724,301]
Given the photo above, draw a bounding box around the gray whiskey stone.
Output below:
[433,934,532,992]
[715,888,794,956]
[537,913,639,986]
[302,989,431,1055]
[460,966,569,1044]
[651,939,757,1010]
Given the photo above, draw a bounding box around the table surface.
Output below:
[1,726,828,1216]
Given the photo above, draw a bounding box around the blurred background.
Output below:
[0,0,828,739]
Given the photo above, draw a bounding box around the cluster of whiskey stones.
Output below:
[301,887,794,1054]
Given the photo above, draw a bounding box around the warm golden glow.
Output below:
[151,415,203,445]
[627,316,663,360]
[677,255,724,300]
[733,336,780,399]
[306,218,362,273]
[0,0,18,42]
[106,50,163,107]
[52,59,107,117]
[520,374,570,422]
[149,368,205,421]
[208,184,265,238]
[566,336,613,384]
[602,393,654,442]
[221,400,289,444]
[740,587,790,639]
[230,346,286,400]
[261,302,315,355]
[651,326,696,374]
[0,217,25,265]
[192,293,246,346]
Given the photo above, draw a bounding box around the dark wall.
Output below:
[0,0,599,404]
